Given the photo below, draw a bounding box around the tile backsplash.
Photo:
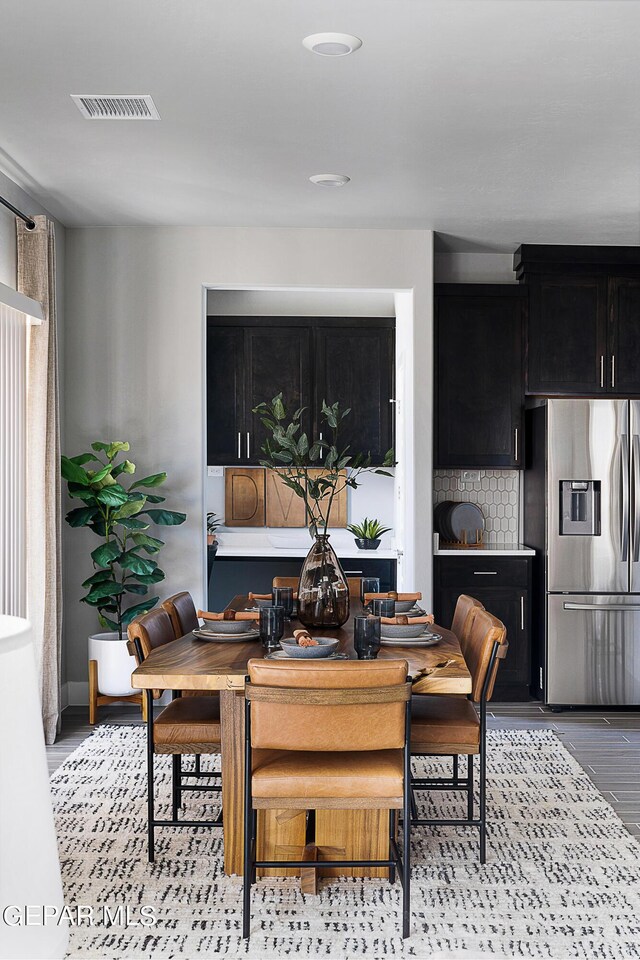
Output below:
[433,470,520,543]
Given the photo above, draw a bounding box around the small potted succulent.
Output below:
[207,512,221,547]
[347,517,392,551]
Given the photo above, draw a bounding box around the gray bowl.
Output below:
[380,621,428,639]
[280,637,339,659]
[200,618,258,635]
[394,599,415,614]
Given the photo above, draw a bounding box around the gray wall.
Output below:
[63,226,433,693]
[434,252,516,284]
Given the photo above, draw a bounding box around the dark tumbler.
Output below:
[354,615,381,660]
[259,605,285,652]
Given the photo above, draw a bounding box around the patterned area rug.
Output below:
[51,726,640,959]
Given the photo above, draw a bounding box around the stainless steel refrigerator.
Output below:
[525,399,640,706]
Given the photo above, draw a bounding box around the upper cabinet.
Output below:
[207,318,394,466]
[435,284,526,469]
[515,245,640,396]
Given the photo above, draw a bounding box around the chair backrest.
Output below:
[465,608,507,703]
[273,575,360,598]
[162,591,199,638]
[247,659,409,752]
[127,607,176,662]
[451,594,485,653]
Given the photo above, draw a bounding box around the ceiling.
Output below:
[1,0,640,250]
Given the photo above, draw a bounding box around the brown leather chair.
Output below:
[451,594,485,653]
[128,607,222,862]
[410,607,508,863]
[242,659,412,940]
[272,575,361,598]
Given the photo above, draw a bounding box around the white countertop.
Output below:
[434,542,535,557]
[215,531,398,560]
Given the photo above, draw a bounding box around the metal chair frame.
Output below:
[242,677,413,940]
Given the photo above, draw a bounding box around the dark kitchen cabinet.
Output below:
[434,555,532,701]
[207,317,394,466]
[515,245,640,397]
[314,323,394,465]
[435,284,525,469]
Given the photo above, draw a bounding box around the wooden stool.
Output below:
[88,659,146,724]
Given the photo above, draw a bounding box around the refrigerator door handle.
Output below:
[633,434,640,563]
[620,434,630,562]
[563,601,640,612]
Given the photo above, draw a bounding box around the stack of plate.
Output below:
[380,621,441,648]
[193,619,259,643]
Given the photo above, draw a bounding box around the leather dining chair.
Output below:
[242,659,413,940]
[451,594,485,652]
[128,607,223,862]
[410,607,508,863]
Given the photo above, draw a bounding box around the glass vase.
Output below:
[297,534,350,628]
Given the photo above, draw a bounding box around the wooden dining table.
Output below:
[131,596,472,881]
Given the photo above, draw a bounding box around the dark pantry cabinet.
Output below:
[433,555,533,701]
[207,317,394,466]
[515,245,640,396]
[435,284,526,469]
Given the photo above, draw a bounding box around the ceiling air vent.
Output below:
[70,94,160,120]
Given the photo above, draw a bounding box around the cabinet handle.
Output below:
[514,427,519,463]
[237,432,241,459]
[344,570,364,575]
[473,570,497,575]
[319,431,323,461]
[600,355,604,388]
[246,432,250,459]
[520,595,525,630]
[611,354,616,389]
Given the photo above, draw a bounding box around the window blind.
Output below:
[0,302,27,616]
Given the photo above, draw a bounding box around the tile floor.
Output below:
[48,703,640,837]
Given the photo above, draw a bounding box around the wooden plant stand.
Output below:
[88,659,146,724]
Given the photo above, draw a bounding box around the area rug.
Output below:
[50,727,640,960]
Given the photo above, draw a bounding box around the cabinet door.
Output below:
[527,276,607,394]
[435,291,523,468]
[314,325,394,465]
[609,277,640,394]
[206,325,245,465]
[244,326,312,464]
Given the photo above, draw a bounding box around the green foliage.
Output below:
[252,394,395,537]
[61,441,186,640]
[346,517,392,541]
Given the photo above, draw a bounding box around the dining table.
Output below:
[131,596,472,884]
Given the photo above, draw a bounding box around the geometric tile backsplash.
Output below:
[433,469,521,543]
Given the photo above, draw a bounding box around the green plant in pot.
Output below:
[253,394,394,628]
[61,441,186,699]
[347,517,392,551]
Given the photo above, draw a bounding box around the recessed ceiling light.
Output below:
[302,33,362,57]
[309,174,351,187]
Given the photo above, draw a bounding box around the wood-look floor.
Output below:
[48,703,640,838]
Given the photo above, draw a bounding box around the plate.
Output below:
[380,636,441,648]
[193,628,260,642]
[405,605,427,618]
[266,650,348,661]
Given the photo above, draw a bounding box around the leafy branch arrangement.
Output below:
[253,394,394,537]
[347,517,392,541]
[61,441,186,640]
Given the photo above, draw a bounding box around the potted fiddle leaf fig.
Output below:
[61,441,186,701]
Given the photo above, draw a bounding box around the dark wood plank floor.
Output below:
[48,703,640,837]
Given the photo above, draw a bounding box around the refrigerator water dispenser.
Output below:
[560,480,600,536]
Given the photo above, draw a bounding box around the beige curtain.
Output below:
[17,215,62,745]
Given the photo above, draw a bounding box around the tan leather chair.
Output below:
[242,659,412,940]
[410,608,508,863]
[128,607,222,862]
[451,594,485,654]
[272,575,362,598]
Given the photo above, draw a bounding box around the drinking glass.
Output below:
[272,586,294,620]
[259,606,285,651]
[371,598,395,618]
[354,615,381,660]
[360,577,380,605]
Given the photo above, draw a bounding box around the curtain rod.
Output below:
[0,194,36,230]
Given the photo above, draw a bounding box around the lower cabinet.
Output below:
[433,555,532,701]
[209,555,397,610]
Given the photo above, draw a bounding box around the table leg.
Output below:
[315,809,389,879]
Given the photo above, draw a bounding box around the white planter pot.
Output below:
[88,632,137,697]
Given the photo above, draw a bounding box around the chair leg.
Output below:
[242,800,252,939]
[195,754,201,776]
[467,754,474,822]
[479,738,487,864]
[402,760,411,938]
[146,690,155,863]
[452,754,458,782]
[389,810,396,884]
[172,755,180,821]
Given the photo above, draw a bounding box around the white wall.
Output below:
[63,226,433,684]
